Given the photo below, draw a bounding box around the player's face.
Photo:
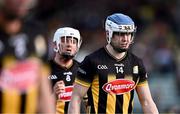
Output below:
[58,36,78,57]
[110,32,133,52]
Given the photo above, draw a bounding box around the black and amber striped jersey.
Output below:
[49,60,79,114]
[76,47,148,114]
[0,19,50,113]
[0,56,48,113]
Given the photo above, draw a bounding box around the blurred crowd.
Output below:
[0,0,180,113]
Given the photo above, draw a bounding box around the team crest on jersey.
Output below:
[102,79,135,95]
[58,86,73,102]
[133,66,138,74]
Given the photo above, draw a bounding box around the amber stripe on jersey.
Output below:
[2,90,21,113]
[106,74,116,114]
[0,92,2,112]
[0,88,38,113]
[56,100,65,114]
[25,87,38,113]
[91,75,99,113]
[123,75,133,114]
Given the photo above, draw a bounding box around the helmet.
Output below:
[105,13,136,43]
[53,27,82,56]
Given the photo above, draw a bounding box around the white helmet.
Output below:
[105,13,136,44]
[53,27,82,56]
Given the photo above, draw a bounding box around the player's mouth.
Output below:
[120,44,128,48]
[66,49,72,52]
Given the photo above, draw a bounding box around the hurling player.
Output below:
[49,27,86,114]
[68,13,159,114]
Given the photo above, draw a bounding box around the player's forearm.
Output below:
[142,101,159,114]
[68,83,89,114]
[68,96,81,114]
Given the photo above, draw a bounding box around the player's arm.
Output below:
[38,63,56,113]
[37,73,56,113]
[68,83,89,114]
[136,84,159,114]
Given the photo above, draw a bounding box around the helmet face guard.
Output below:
[105,13,136,44]
[53,27,82,58]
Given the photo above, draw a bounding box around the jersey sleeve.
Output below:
[75,56,95,87]
[137,59,148,86]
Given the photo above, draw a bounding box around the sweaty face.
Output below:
[58,36,78,59]
[110,32,133,53]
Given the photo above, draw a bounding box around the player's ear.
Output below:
[53,42,57,48]
[53,42,58,52]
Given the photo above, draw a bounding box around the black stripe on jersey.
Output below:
[0,91,2,112]
[20,94,26,113]
[128,90,134,113]
[98,74,108,113]
[87,88,95,113]
[64,102,69,114]
[115,95,123,113]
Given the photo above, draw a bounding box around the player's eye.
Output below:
[60,36,77,44]
[60,36,66,43]
[113,32,132,36]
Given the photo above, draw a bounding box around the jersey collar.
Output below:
[104,46,127,62]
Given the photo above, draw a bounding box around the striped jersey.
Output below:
[49,60,79,114]
[76,47,148,114]
[0,18,49,113]
[0,56,47,113]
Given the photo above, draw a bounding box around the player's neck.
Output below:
[54,54,73,69]
[106,44,126,60]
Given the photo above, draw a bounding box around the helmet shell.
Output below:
[53,27,82,52]
[105,13,136,43]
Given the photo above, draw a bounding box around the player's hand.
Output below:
[53,80,65,96]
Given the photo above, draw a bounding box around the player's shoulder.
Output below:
[47,59,58,69]
[73,59,80,65]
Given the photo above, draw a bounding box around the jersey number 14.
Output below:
[116,66,124,74]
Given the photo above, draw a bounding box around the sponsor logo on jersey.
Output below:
[58,86,73,102]
[97,65,108,69]
[48,75,57,79]
[0,60,39,92]
[102,79,135,95]
[63,72,72,75]
[114,63,124,67]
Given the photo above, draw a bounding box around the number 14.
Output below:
[116,66,124,74]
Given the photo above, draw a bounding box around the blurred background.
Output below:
[0,0,180,113]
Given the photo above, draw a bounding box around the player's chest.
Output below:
[94,61,140,95]
[0,57,40,92]
[50,69,77,85]
[95,61,139,80]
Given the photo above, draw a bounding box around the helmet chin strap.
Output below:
[110,42,128,53]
